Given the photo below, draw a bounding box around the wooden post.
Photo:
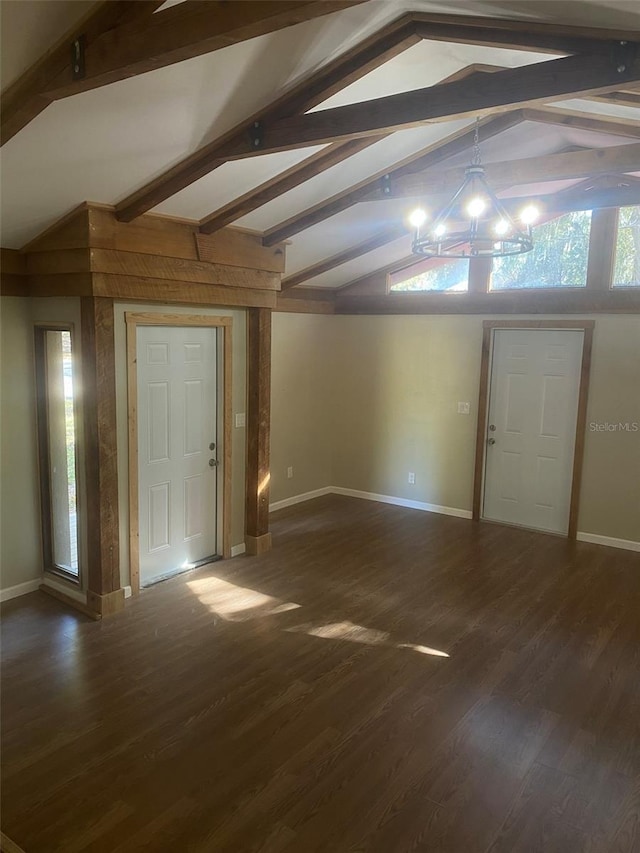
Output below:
[81,296,124,615]
[245,308,272,555]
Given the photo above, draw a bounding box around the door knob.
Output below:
[209,458,218,467]
[487,438,496,446]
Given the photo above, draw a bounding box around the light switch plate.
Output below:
[457,402,470,415]
[235,412,246,428]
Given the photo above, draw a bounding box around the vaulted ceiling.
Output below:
[2,0,640,291]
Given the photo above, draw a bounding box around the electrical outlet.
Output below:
[235,412,246,428]
[287,466,294,479]
[408,472,416,485]
[457,402,470,415]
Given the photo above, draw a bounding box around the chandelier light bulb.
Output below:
[466,196,486,218]
[409,119,534,259]
[520,204,540,225]
[408,207,428,229]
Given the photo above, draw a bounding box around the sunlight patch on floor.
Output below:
[286,621,450,657]
[186,577,449,657]
[286,620,390,645]
[187,576,300,621]
[397,643,450,657]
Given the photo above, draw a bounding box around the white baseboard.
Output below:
[269,489,638,552]
[270,485,472,520]
[576,532,640,552]
[0,578,41,602]
[331,487,473,519]
[269,486,333,513]
[123,585,132,599]
[231,543,246,557]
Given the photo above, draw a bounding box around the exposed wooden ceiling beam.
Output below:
[46,1,367,99]
[279,175,640,289]
[365,142,640,201]
[334,181,640,295]
[198,63,505,235]
[116,15,421,222]
[262,112,524,246]
[522,107,640,138]
[410,12,639,55]
[1,1,164,146]
[282,171,635,290]
[215,52,640,161]
[501,181,640,214]
[2,1,366,148]
[281,226,406,289]
[588,91,640,109]
[198,136,388,235]
[441,63,640,120]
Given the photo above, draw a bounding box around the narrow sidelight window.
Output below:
[35,327,81,581]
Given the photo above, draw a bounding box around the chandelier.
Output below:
[409,120,538,259]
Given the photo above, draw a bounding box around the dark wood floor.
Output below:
[2,495,640,853]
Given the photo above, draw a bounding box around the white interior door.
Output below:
[137,325,219,586]
[483,328,584,534]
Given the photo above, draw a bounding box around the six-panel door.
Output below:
[483,328,584,534]
[137,325,218,586]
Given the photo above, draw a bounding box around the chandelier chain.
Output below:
[472,117,481,166]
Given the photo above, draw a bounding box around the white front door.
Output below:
[137,325,219,586]
[483,328,584,534]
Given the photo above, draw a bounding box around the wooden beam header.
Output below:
[365,142,640,201]
[214,51,640,161]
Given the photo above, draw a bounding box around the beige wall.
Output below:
[0,297,41,590]
[113,302,248,587]
[1,296,88,593]
[270,312,335,505]
[271,312,640,543]
[579,316,640,540]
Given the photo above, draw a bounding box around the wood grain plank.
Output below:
[2,497,639,851]
[89,248,281,291]
[41,1,367,100]
[80,297,122,605]
[523,106,640,139]
[216,53,640,160]
[372,142,640,201]
[411,10,640,54]
[336,290,640,315]
[1,249,28,296]
[92,273,277,308]
[246,308,272,553]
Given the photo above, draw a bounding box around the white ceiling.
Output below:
[1,0,639,288]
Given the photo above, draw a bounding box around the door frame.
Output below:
[472,319,594,539]
[125,312,233,593]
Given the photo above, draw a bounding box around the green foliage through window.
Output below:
[389,258,469,292]
[612,206,640,288]
[490,210,592,290]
